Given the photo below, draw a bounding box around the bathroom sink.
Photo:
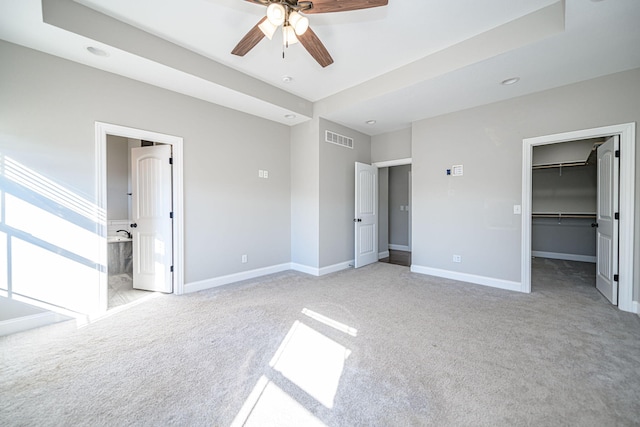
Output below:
[107,236,132,243]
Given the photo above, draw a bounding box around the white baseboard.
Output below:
[378,251,390,259]
[319,261,353,276]
[410,265,522,293]
[632,301,639,315]
[186,261,354,293]
[388,244,410,252]
[0,312,69,336]
[184,263,291,293]
[291,261,352,277]
[532,251,596,263]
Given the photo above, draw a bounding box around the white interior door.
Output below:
[131,145,173,293]
[354,162,378,268]
[595,136,619,304]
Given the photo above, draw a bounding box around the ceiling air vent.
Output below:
[325,130,353,149]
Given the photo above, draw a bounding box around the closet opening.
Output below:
[531,138,602,300]
[521,123,635,313]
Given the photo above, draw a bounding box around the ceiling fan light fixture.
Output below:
[258,19,278,40]
[266,3,286,26]
[283,25,299,46]
[289,11,309,36]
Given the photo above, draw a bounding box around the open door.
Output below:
[354,162,378,268]
[595,136,619,304]
[131,145,173,293]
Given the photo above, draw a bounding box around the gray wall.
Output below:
[0,41,291,313]
[388,165,411,247]
[532,165,597,214]
[378,168,389,255]
[290,119,320,268]
[106,135,129,220]
[411,68,640,303]
[371,128,411,163]
[319,118,371,268]
[532,164,597,257]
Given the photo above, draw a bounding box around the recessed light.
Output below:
[501,77,520,86]
[86,46,109,57]
[282,75,293,83]
[365,120,376,125]
[284,114,296,119]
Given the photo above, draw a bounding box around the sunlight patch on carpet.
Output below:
[230,375,327,427]
[270,320,351,409]
[302,308,358,337]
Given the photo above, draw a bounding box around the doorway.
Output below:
[521,123,636,313]
[373,158,412,268]
[96,123,184,314]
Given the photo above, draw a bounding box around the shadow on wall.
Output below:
[0,153,105,316]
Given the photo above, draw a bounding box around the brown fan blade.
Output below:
[244,0,270,5]
[298,27,334,68]
[304,0,388,14]
[231,17,267,57]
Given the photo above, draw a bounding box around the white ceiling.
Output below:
[1,0,639,135]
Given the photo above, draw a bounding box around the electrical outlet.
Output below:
[258,170,264,178]
[263,170,269,179]
[241,254,247,263]
[453,255,462,263]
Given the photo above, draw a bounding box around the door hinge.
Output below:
[615,150,620,158]
[614,274,619,282]
[170,265,174,273]
[169,157,173,165]
[169,212,174,219]
[615,212,619,220]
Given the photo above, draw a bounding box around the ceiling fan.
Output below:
[231,0,389,67]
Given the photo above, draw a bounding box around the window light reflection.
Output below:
[269,321,351,409]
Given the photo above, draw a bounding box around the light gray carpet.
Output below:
[1,259,639,426]
[108,273,150,310]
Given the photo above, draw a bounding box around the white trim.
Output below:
[372,158,412,168]
[290,263,320,276]
[531,251,596,264]
[96,122,185,313]
[378,251,390,259]
[522,123,635,312]
[319,260,352,276]
[184,263,291,293]
[388,244,410,252]
[632,301,639,315]
[411,265,522,292]
[291,261,353,277]
[0,312,69,336]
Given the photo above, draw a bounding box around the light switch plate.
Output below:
[513,205,522,215]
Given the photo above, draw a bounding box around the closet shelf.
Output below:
[532,212,596,219]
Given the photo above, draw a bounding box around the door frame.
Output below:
[521,123,635,312]
[96,122,184,312]
[373,158,413,257]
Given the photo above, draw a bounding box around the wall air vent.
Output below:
[325,130,354,149]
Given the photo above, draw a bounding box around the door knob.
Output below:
[591,223,598,228]
[130,223,138,228]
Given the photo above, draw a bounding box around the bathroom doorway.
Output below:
[97,122,184,313]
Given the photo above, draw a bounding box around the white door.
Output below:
[595,136,619,304]
[131,145,173,293]
[354,162,378,268]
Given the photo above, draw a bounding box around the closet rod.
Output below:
[532,213,596,219]
[532,161,589,170]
